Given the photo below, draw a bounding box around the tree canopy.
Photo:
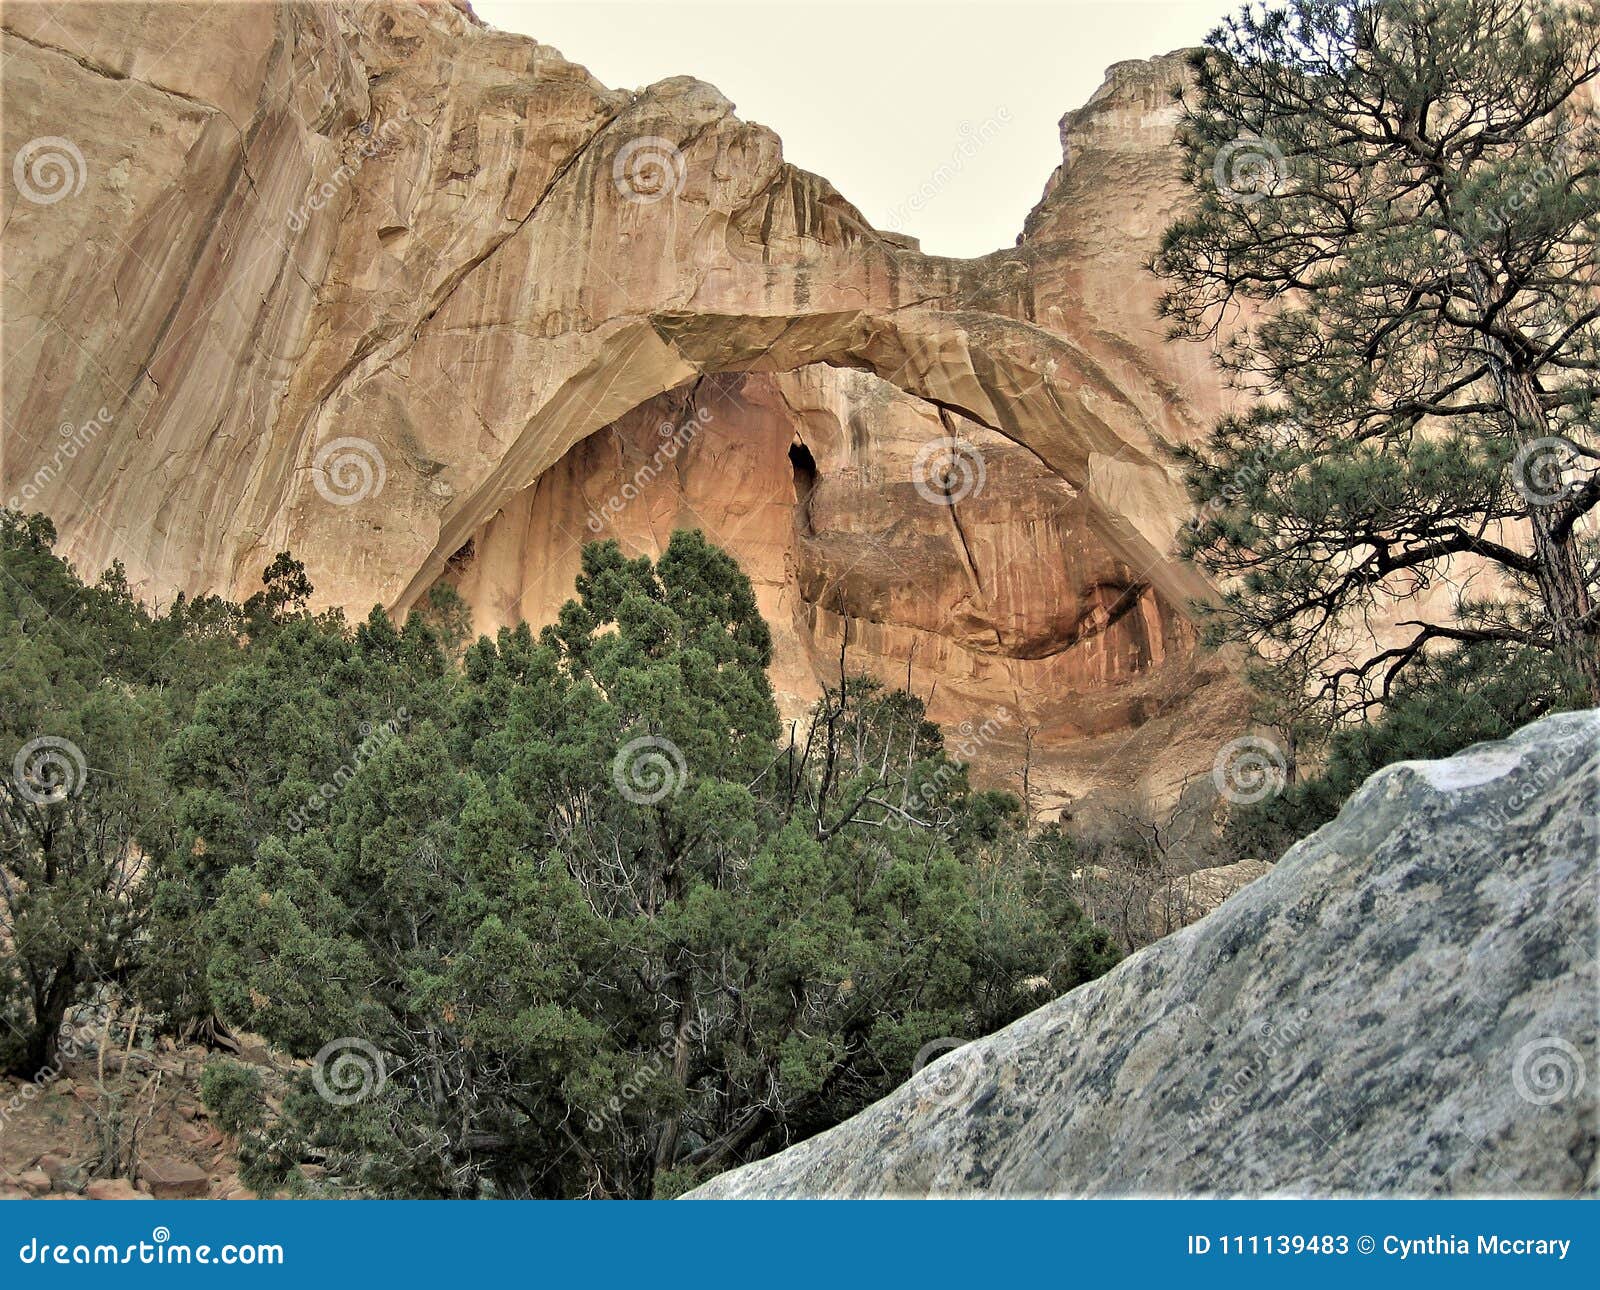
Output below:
[1155,0,1600,716]
[0,515,1116,1197]
[193,534,1116,1197]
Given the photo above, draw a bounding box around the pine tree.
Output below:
[1154,0,1600,714]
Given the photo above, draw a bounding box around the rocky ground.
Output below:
[0,1036,255,1201]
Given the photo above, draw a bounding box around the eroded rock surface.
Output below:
[689,711,1600,1197]
[3,2,1239,801]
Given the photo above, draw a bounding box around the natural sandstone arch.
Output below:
[1,0,1241,808]
[392,307,1211,618]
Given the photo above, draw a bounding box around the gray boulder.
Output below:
[690,711,1599,1197]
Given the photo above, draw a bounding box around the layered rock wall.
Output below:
[3,2,1240,803]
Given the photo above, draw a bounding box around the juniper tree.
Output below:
[0,511,239,1075]
[146,578,457,1029]
[202,534,1117,1198]
[1155,0,1600,714]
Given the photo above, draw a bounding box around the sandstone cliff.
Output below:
[3,1,1245,807]
[690,710,1600,1197]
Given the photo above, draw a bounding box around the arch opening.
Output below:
[395,308,1210,623]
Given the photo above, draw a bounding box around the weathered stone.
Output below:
[139,1157,209,1199]
[18,1170,50,1196]
[37,1153,75,1190]
[85,1178,151,1201]
[690,711,1600,1198]
[1163,857,1274,923]
[0,2,1247,805]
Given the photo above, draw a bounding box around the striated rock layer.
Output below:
[689,710,1600,1198]
[3,1,1245,803]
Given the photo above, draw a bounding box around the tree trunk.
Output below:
[14,973,74,1080]
[1464,262,1599,701]
[652,971,695,1177]
[1504,367,1600,701]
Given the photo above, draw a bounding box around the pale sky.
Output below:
[472,0,1233,258]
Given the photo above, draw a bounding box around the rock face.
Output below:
[2,1,1243,803]
[689,711,1600,1198]
[436,365,1223,806]
[138,1157,209,1200]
